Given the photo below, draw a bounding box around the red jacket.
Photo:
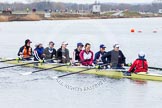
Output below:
[128,59,148,73]
[79,50,93,66]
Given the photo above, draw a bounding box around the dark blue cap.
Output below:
[100,44,106,48]
[77,42,84,47]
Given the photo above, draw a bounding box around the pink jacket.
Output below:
[79,50,93,66]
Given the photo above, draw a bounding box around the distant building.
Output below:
[159,9,162,13]
[44,9,52,18]
[152,0,162,4]
[2,8,12,15]
[152,0,162,13]
[92,1,101,15]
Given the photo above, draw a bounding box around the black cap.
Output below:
[25,39,32,44]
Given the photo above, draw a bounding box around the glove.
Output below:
[127,63,132,66]
[95,65,101,69]
[66,62,71,66]
[39,60,44,63]
[16,57,21,61]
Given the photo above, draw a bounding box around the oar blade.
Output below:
[50,76,58,79]
[20,72,32,76]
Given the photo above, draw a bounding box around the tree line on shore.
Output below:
[0,1,162,13]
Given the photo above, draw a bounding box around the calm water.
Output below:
[0,18,162,108]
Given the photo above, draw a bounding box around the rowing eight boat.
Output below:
[2,60,162,82]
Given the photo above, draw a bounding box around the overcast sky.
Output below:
[0,0,154,4]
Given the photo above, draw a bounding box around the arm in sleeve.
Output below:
[128,60,136,72]
[146,61,148,72]
[79,50,84,62]
[120,50,126,64]
[30,47,33,56]
[89,51,94,65]
[34,50,41,61]
[72,51,76,62]
[93,52,99,64]
[101,51,111,64]
[56,49,61,60]
[66,49,70,62]
[53,49,56,58]
[17,46,24,56]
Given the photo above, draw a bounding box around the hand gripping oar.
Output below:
[0,58,56,70]
[51,63,109,79]
[20,60,89,76]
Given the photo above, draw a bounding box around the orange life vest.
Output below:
[23,46,32,58]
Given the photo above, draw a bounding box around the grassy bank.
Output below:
[0,16,8,22]
[123,11,141,18]
[0,11,162,22]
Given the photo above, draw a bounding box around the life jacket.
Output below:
[23,46,32,58]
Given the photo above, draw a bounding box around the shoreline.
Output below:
[0,12,162,22]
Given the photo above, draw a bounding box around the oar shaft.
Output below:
[56,63,110,78]
[0,56,34,63]
[32,60,87,73]
[57,68,92,78]
[0,61,39,69]
[148,67,162,70]
[32,65,66,73]
[0,58,56,70]
[0,59,16,63]
[22,60,87,75]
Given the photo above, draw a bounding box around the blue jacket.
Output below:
[94,51,106,64]
[34,47,44,61]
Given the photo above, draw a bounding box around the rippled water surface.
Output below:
[0,18,162,108]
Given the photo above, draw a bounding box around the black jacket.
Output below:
[56,48,70,63]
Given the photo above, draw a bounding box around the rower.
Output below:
[56,41,70,63]
[127,52,148,75]
[17,39,32,60]
[34,43,45,61]
[43,41,56,63]
[72,42,84,65]
[79,43,94,66]
[101,44,126,69]
[94,44,106,65]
